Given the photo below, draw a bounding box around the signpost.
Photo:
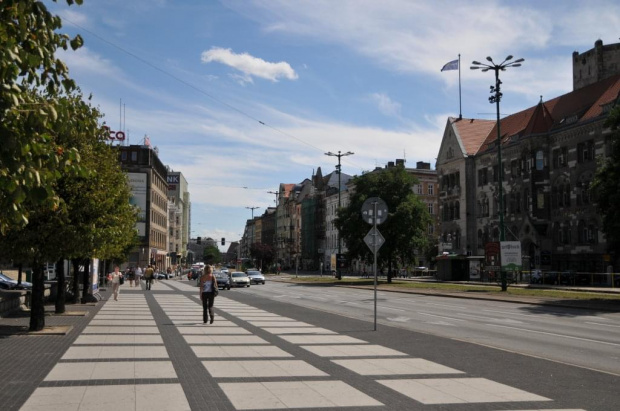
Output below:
[361,197,388,331]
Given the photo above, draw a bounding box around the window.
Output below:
[428,203,434,215]
[552,148,568,168]
[131,151,138,162]
[578,140,595,163]
[535,150,544,170]
[416,184,422,194]
[121,151,127,161]
[428,184,434,195]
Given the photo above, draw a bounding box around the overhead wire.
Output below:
[61,17,337,157]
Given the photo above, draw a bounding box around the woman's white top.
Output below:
[201,278,214,292]
[110,272,121,284]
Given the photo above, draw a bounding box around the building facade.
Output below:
[119,144,169,270]
[167,171,190,267]
[437,69,620,279]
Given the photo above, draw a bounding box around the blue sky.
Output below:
[47,0,620,250]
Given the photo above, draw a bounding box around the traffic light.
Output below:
[221,237,225,246]
[197,237,202,244]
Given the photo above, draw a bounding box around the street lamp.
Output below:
[267,190,280,273]
[325,150,354,280]
[471,55,524,291]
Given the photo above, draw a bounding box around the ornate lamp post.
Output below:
[325,150,354,280]
[471,55,524,291]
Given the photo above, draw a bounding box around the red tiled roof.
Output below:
[451,117,495,155]
[476,74,620,152]
[279,183,296,198]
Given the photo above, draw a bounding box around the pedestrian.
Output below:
[199,265,218,324]
[108,266,123,301]
[128,266,135,287]
[144,264,154,290]
[135,265,143,286]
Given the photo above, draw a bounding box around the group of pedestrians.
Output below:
[107,264,156,301]
[108,263,219,324]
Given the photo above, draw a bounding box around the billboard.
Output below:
[500,241,522,271]
[127,173,147,237]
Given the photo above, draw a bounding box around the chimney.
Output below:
[416,161,430,170]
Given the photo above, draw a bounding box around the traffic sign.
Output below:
[361,197,388,225]
[364,226,385,253]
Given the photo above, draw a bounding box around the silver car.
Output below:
[230,271,250,288]
[246,270,265,285]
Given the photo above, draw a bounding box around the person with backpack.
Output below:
[144,265,154,290]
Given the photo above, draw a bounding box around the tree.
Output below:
[0,0,84,234]
[0,92,137,329]
[591,105,620,258]
[250,242,275,270]
[203,245,222,265]
[335,165,431,283]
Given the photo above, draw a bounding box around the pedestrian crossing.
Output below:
[18,283,586,410]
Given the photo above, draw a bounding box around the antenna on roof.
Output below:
[540,95,543,103]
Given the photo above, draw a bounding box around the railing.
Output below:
[483,270,620,287]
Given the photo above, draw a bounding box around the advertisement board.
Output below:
[469,260,481,280]
[91,258,99,292]
[127,172,147,237]
[500,241,522,271]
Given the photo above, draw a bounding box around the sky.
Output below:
[46,0,620,250]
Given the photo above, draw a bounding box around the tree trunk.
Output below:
[55,258,66,314]
[29,262,45,331]
[81,258,97,303]
[70,259,80,304]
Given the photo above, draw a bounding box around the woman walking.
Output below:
[109,266,123,301]
[199,265,218,324]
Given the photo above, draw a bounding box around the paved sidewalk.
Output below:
[1,277,613,410]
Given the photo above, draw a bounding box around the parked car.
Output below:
[220,268,229,276]
[215,272,231,290]
[154,272,172,280]
[246,270,265,285]
[230,271,250,288]
[0,273,33,290]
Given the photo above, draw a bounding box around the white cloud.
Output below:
[368,93,402,117]
[222,0,619,101]
[201,47,298,83]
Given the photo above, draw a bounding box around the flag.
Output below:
[441,59,459,72]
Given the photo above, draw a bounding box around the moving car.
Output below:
[0,273,33,290]
[215,272,231,290]
[230,271,250,288]
[246,270,265,285]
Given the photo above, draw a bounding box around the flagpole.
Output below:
[458,54,462,119]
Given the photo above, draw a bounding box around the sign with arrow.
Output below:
[364,226,385,253]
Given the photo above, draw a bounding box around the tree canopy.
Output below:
[592,105,620,255]
[0,0,84,234]
[335,165,432,281]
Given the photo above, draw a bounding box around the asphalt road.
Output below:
[225,279,620,376]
